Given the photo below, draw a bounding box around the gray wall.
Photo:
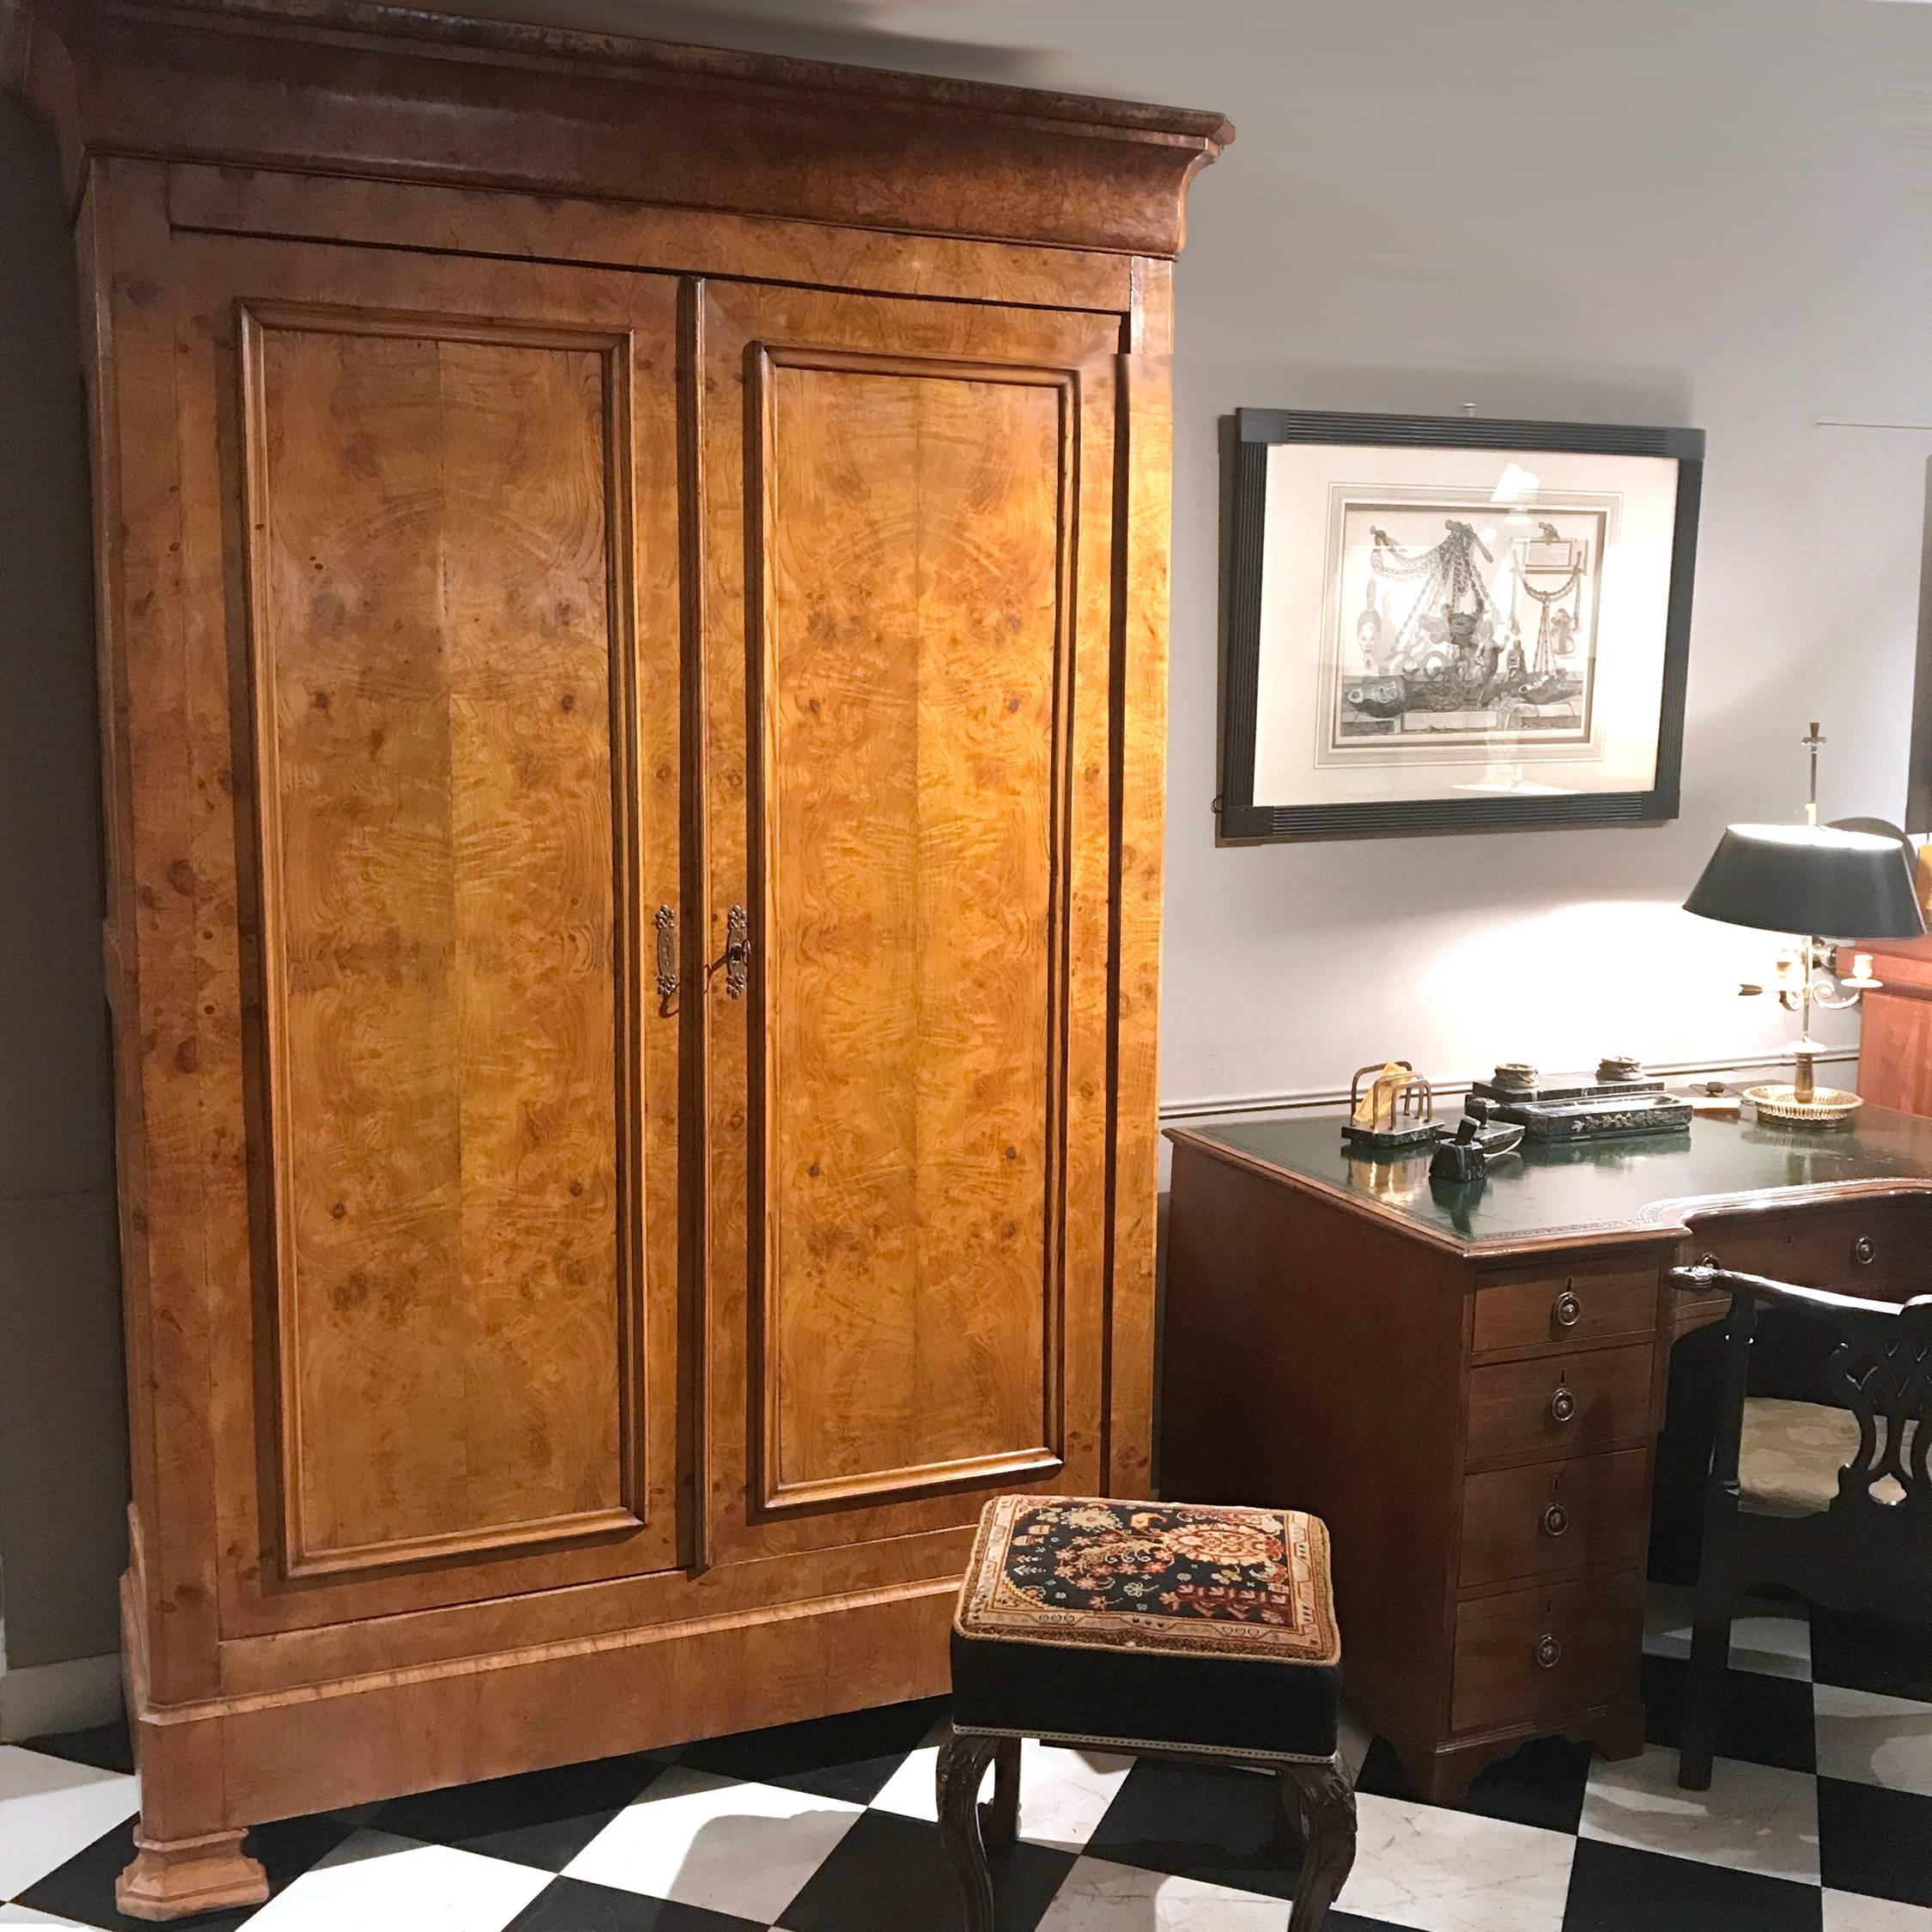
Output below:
[1139,0,1932,1117]
[0,98,126,1678]
[1,0,1929,1671]
[832,0,1932,1116]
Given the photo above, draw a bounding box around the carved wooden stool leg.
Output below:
[1280,1760,1357,1932]
[937,1731,1002,1932]
[981,1735,1020,1853]
[116,1828,269,1923]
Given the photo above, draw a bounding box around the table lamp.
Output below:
[1684,723,1924,1126]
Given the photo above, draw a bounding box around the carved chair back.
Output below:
[1822,1295,1932,1516]
[1670,1265,1932,1571]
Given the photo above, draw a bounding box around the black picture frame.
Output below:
[1218,408,1704,842]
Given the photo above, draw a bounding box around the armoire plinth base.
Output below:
[114,1569,958,1898]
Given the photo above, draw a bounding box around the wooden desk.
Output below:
[1160,1107,1932,1802]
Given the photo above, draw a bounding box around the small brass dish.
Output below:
[1744,1082,1862,1128]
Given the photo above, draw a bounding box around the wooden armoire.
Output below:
[2,0,1228,1915]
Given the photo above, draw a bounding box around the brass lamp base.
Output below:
[1744,1082,1862,1128]
[1747,1044,1861,1127]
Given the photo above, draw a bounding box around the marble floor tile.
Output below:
[1079,1756,1293,1898]
[1031,1855,1290,1931]
[1579,1744,1820,1884]
[1816,1777,1932,1907]
[1336,1791,1574,1932]
[868,1734,1132,1851]
[562,1765,861,1923]
[1814,1686,1932,1797]
[371,1754,664,1872]
[674,1698,945,1807]
[862,1712,950,1823]
[1561,1836,1822,1932]
[1823,1892,1932,1931]
[0,1747,139,1902]
[246,1830,550,1932]
[1011,1742,1137,1853]
[1643,1585,1813,1680]
[775,1807,1073,1932]
[1811,1612,1932,1703]
[1640,1651,1818,1773]
[506,1877,761,1930]
[1356,1734,1595,1838]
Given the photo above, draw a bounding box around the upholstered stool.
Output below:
[939,1495,1356,1930]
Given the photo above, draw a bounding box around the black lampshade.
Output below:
[1684,823,1926,939]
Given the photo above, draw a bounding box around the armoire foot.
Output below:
[115,1828,269,1923]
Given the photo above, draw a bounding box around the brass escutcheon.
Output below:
[654,904,677,1005]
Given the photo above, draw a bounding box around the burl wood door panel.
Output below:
[251,316,643,1575]
[699,281,1123,1562]
[170,236,687,1630]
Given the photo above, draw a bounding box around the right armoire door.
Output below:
[696,277,1127,1571]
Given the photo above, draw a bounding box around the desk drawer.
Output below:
[1451,1571,1642,1734]
[1693,1199,1914,1296]
[1670,1288,1734,1335]
[1473,1267,1658,1359]
[1459,1449,1649,1589]
[1466,1344,1653,1468]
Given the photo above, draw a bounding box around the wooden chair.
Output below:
[939,1494,1356,1930]
[1668,1261,1931,1789]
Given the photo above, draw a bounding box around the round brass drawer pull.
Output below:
[1535,1634,1563,1669]
[1549,1384,1577,1424]
[1553,1290,1583,1328]
[1541,1502,1570,1537]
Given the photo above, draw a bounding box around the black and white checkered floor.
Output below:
[4,1585,1929,1931]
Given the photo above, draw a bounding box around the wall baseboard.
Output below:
[1157,1047,1858,1125]
[0,1649,124,1742]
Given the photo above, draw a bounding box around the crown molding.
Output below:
[2,0,1231,252]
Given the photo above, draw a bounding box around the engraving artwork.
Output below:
[1331,501,1607,758]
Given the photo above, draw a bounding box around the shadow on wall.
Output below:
[0,95,130,1718]
[406,0,1050,76]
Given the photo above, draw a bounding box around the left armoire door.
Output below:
[143,227,690,1635]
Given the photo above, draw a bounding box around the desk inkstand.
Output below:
[1464,1056,1693,1142]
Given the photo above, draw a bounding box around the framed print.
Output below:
[1219,409,1703,841]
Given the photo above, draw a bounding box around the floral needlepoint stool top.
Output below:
[957,1496,1340,1662]
[951,1495,1342,1767]
[941,1494,1355,1932]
